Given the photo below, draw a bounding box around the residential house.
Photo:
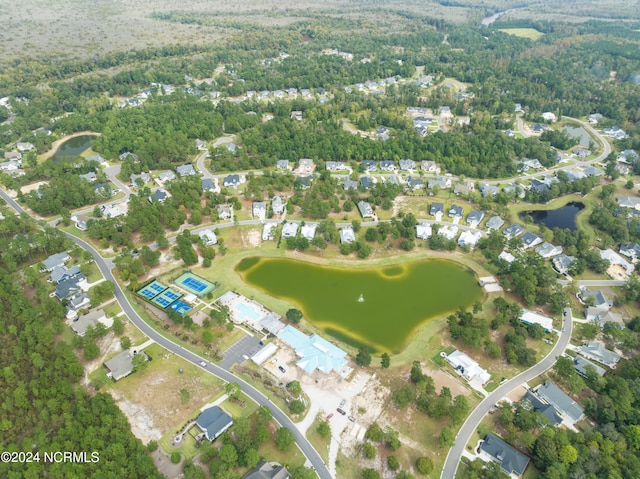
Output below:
[498,251,516,263]
[262,222,277,241]
[217,204,232,220]
[379,160,397,172]
[438,225,459,241]
[201,178,216,192]
[79,172,97,182]
[542,112,557,122]
[521,231,543,249]
[421,160,440,174]
[226,143,237,153]
[253,202,267,220]
[362,160,377,172]
[272,196,286,215]
[530,177,552,193]
[339,226,356,244]
[281,223,298,239]
[55,274,87,301]
[0,160,21,171]
[196,139,207,151]
[552,254,575,274]
[485,216,505,231]
[519,158,543,171]
[357,201,375,219]
[104,350,146,381]
[514,103,524,113]
[448,205,464,222]
[620,242,640,260]
[535,242,563,258]
[574,356,606,378]
[584,166,604,177]
[65,292,91,318]
[290,111,303,121]
[243,459,290,479]
[176,164,197,177]
[564,168,586,182]
[130,172,150,185]
[276,160,291,170]
[520,310,553,331]
[148,189,168,204]
[100,204,123,219]
[587,113,603,124]
[41,251,71,272]
[72,214,91,231]
[600,248,635,275]
[573,147,591,158]
[503,183,525,198]
[277,325,348,374]
[479,183,499,197]
[531,123,549,134]
[376,126,390,141]
[589,309,625,329]
[578,342,621,368]
[458,230,482,249]
[617,196,640,211]
[405,177,423,191]
[16,142,35,152]
[120,152,139,162]
[301,223,317,241]
[223,174,241,188]
[579,288,612,311]
[49,264,81,284]
[198,229,218,246]
[326,161,349,172]
[503,223,525,238]
[428,177,451,190]
[71,309,113,337]
[295,175,313,190]
[416,222,432,240]
[466,211,484,228]
[343,178,358,191]
[446,350,491,384]
[618,149,639,164]
[360,176,374,190]
[439,106,453,118]
[399,159,416,171]
[603,126,627,140]
[522,391,562,427]
[4,151,21,161]
[430,202,444,220]
[537,381,585,423]
[453,181,475,196]
[158,170,176,183]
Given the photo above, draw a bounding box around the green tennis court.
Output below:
[174,272,216,297]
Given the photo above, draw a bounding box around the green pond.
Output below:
[237,257,483,353]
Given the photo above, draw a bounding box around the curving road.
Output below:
[0,188,332,479]
[440,307,574,479]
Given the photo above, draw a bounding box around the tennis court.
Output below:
[175,272,216,297]
[152,288,183,309]
[169,301,192,316]
[137,281,167,300]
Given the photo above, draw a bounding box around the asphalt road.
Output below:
[0,188,332,479]
[440,307,574,479]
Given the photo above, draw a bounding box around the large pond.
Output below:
[52,135,96,162]
[519,202,585,231]
[237,257,483,352]
[562,125,591,147]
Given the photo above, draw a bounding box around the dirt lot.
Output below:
[424,366,473,397]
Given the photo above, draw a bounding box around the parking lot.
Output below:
[220,334,262,369]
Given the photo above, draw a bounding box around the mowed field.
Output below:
[498,28,544,40]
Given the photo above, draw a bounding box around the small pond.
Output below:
[562,125,591,147]
[52,135,96,162]
[237,257,483,353]
[519,202,585,231]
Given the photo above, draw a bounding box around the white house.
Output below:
[446,350,491,384]
[198,229,218,246]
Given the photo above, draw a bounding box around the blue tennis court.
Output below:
[152,296,172,308]
[151,288,182,309]
[137,281,167,300]
[175,272,216,297]
[169,301,192,315]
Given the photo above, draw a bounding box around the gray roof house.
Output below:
[617,196,640,211]
[574,356,606,378]
[535,242,562,258]
[104,350,136,381]
[620,243,640,260]
[177,164,197,177]
[503,224,525,238]
[159,170,176,182]
[399,159,416,170]
[430,202,444,217]
[357,201,375,219]
[379,160,397,172]
[71,309,111,337]
[55,274,87,300]
[41,251,71,272]
[466,211,484,228]
[50,264,81,283]
[522,391,562,427]
[272,196,286,215]
[148,189,168,203]
[479,434,529,477]
[65,292,91,317]
[521,231,543,249]
[326,161,348,172]
[343,177,358,191]
[198,229,218,246]
[448,205,464,219]
[360,176,374,189]
[578,342,621,368]
[295,175,313,189]
[428,177,450,189]
[130,172,150,185]
[217,204,232,220]
[406,177,423,191]
[552,254,575,274]
[485,216,505,231]
[339,226,356,244]
[276,160,290,170]
[201,178,215,192]
[196,405,233,442]
[281,222,298,238]
[480,183,499,197]
[253,202,267,219]
[537,381,585,423]
[579,288,612,310]
[362,160,377,171]
[243,460,290,479]
[421,160,440,173]
[79,172,97,182]
[301,223,317,241]
[223,174,241,188]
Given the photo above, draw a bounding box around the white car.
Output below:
[199,360,207,367]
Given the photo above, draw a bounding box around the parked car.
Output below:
[336,408,346,415]
[339,399,346,407]
[348,415,355,422]
[326,413,334,420]
[278,365,286,373]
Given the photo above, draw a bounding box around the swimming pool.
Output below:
[234,302,261,322]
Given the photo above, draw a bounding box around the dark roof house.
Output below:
[243,460,290,479]
[196,406,234,442]
[537,381,585,423]
[479,434,529,477]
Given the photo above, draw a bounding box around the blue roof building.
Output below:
[277,325,348,374]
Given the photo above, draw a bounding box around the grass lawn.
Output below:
[335,450,363,479]
[220,392,259,419]
[305,418,331,463]
[498,28,544,40]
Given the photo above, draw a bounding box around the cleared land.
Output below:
[498,28,544,40]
